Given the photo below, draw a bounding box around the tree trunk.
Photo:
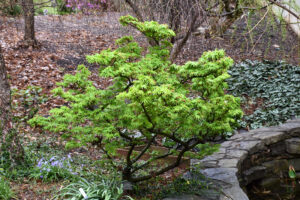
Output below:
[21,0,37,47]
[0,46,24,166]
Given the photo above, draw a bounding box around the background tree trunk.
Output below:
[0,46,24,166]
[21,0,37,47]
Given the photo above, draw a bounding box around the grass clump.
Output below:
[55,177,126,200]
[0,175,15,200]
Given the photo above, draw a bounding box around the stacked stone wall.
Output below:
[192,118,300,200]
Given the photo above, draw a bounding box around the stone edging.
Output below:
[192,118,300,200]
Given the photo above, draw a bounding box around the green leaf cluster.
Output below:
[29,15,242,181]
[227,60,300,129]
[54,177,125,200]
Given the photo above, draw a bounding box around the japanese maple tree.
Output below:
[30,15,242,183]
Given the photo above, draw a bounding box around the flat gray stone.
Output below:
[288,158,300,171]
[226,150,248,160]
[218,159,239,168]
[163,195,208,200]
[252,131,286,145]
[200,168,238,185]
[220,185,249,200]
[229,140,264,154]
[243,166,267,185]
[218,148,226,154]
[220,141,233,148]
[201,153,225,162]
[286,138,300,154]
[262,159,289,174]
[201,161,218,168]
[270,141,287,156]
[251,126,286,134]
[279,122,300,134]
[287,119,300,123]
[228,133,246,141]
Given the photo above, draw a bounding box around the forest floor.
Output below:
[0,11,299,199]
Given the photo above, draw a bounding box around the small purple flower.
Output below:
[67,154,73,162]
[40,175,43,179]
[37,158,43,168]
[49,156,56,162]
[51,161,58,166]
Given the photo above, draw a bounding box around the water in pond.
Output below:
[247,178,300,200]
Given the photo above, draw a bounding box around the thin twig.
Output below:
[268,0,300,20]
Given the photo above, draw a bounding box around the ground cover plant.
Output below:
[227,60,300,129]
[30,15,243,184]
[30,154,77,182]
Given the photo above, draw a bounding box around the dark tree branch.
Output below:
[100,146,118,169]
[117,128,134,141]
[151,128,186,147]
[131,134,156,164]
[170,7,199,61]
[141,103,155,127]
[126,143,136,166]
[119,75,133,91]
[124,0,144,22]
[267,0,300,20]
[131,140,200,183]
[131,150,173,173]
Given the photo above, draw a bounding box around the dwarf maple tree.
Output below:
[29,15,242,183]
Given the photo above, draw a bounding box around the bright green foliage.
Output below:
[119,15,175,44]
[227,60,300,129]
[29,15,242,183]
[289,165,296,179]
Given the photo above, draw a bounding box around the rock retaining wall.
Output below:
[192,118,300,200]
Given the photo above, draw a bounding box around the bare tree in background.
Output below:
[124,0,200,61]
[21,0,38,47]
[124,0,300,61]
[0,46,24,166]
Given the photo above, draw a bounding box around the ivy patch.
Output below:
[227,60,300,129]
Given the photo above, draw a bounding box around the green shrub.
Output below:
[30,15,242,183]
[0,176,15,200]
[227,60,300,129]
